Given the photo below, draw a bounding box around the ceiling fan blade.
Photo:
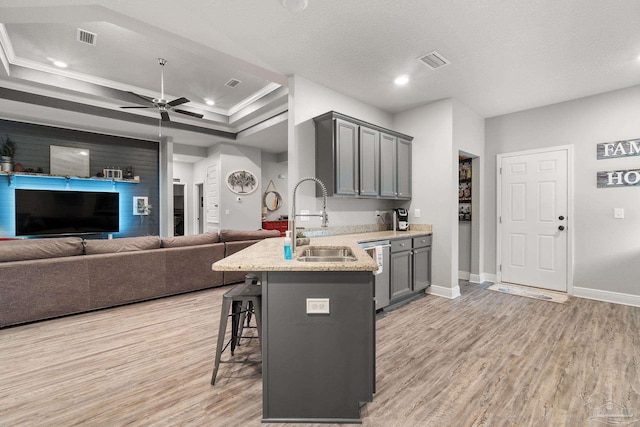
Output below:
[120,106,154,109]
[160,111,171,122]
[174,109,204,119]
[126,91,156,104]
[167,97,190,107]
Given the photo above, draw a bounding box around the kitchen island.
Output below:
[212,229,431,423]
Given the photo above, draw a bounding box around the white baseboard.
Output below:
[573,287,640,308]
[484,273,497,283]
[428,284,461,299]
[469,273,482,283]
[458,271,470,280]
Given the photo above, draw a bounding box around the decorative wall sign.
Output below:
[597,138,640,159]
[133,196,150,215]
[597,169,640,188]
[226,170,258,194]
[50,145,90,177]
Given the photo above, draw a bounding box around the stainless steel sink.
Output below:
[297,246,357,262]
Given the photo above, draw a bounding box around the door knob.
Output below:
[558,225,565,231]
[559,215,565,220]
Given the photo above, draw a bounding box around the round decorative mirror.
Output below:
[263,190,283,212]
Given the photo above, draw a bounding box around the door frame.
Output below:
[496,145,574,294]
[194,181,204,235]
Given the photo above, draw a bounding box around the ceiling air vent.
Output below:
[225,78,242,88]
[77,28,97,46]
[417,51,450,70]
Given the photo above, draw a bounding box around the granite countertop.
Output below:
[212,226,432,272]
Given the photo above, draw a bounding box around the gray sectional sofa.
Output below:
[0,229,279,327]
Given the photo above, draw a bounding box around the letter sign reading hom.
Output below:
[597,169,640,188]
[597,138,640,160]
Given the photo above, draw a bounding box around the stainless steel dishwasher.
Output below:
[360,240,390,310]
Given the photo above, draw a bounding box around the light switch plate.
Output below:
[306,298,330,314]
[614,208,624,219]
[415,208,421,218]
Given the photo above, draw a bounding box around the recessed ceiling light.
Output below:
[53,60,68,68]
[205,99,215,106]
[394,75,409,86]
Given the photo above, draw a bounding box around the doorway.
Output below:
[497,146,573,292]
[195,182,204,234]
[173,183,185,236]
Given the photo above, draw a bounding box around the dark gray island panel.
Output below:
[261,271,375,423]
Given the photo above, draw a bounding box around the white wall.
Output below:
[453,100,486,281]
[459,221,472,275]
[394,99,458,295]
[261,152,289,221]
[289,75,399,228]
[485,84,640,298]
[218,144,262,230]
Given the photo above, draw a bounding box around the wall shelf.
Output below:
[459,158,472,221]
[1,171,140,186]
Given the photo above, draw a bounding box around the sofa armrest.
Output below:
[0,257,90,327]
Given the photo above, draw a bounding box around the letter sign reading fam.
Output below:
[597,139,640,160]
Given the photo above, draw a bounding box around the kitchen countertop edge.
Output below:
[212,229,432,272]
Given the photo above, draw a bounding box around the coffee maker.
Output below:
[393,208,409,231]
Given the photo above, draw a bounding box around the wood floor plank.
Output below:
[0,282,638,426]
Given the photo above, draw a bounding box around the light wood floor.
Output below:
[1,282,639,427]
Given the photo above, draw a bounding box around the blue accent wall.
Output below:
[0,119,159,238]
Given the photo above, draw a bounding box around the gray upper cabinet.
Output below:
[397,138,412,199]
[314,111,413,199]
[335,119,359,196]
[359,126,380,197]
[379,133,397,198]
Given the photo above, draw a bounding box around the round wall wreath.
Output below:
[226,170,258,194]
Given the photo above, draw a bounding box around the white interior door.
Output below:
[206,164,219,226]
[499,148,568,292]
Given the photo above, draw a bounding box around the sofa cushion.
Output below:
[161,232,220,248]
[219,229,280,242]
[84,236,161,255]
[0,237,84,262]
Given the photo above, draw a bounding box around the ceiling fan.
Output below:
[120,58,204,122]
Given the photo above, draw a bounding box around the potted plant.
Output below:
[0,136,16,172]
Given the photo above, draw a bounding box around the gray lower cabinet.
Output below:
[389,235,432,304]
[390,238,412,300]
[261,270,375,423]
[412,235,432,291]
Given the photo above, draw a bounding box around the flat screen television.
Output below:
[15,189,119,236]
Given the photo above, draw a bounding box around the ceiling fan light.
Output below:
[282,0,308,13]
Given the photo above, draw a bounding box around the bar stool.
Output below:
[211,280,262,385]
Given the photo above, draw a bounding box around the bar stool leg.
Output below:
[252,296,263,349]
[211,297,232,385]
[230,300,243,355]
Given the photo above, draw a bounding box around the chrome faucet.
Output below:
[290,177,329,254]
